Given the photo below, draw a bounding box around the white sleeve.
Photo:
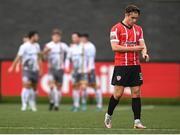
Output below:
[88,45,96,70]
[91,44,96,57]
[64,43,69,53]
[139,28,144,41]
[88,56,95,71]
[36,44,41,53]
[17,45,25,56]
[110,28,119,43]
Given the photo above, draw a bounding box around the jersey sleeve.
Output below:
[36,44,41,53]
[87,44,96,71]
[65,48,71,71]
[45,43,51,49]
[139,27,144,41]
[110,25,120,43]
[63,43,69,53]
[17,45,25,56]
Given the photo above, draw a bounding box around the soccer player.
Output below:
[8,31,42,112]
[80,34,103,111]
[65,32,89,112]
[104,5,150,129]
[43,29,69,111]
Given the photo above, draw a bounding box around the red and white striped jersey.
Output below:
[110,22,144,66]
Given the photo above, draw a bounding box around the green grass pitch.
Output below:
[0,104,180,134]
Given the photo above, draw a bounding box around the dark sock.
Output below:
[107,95,119,116]
[132,98,141,120]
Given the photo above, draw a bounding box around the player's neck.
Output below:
[122,19,133,29]
[53,41,60,44]
[29,40,35,44]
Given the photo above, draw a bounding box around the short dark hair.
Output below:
[80,33,89,39]
[72,32,81,37]
[28,31,38,38]
[52,28,62,35]
[125,5,140,15]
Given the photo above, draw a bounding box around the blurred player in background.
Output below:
[8,31,42,112]
[104,5,149,129]
[80,34,103,111]
[65,32,89,112]
[43,29,69,111]
[15,35,29,73]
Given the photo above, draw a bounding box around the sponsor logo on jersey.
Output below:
[116,75,121,81]
[126,41,137,45]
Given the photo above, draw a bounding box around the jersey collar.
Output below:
[121,21,133,29]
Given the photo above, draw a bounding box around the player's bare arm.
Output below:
[111,42,144,52]
[15,60,21,73]
[42,46,51,60]
[139,40,150,62]
[8,55,22,73]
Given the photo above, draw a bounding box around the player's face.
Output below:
[72,34,80,44]
[52,34,61,43]
[126,12,139,26]
[80,37,88,43]
[32,34,39,42]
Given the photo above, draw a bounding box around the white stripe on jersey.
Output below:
[133,26,137,65]
[123,26,128,66]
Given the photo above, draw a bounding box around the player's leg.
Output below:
[131,86,146,129]
[105,66,126,128]
[29,72,39,112]
[21,77,31,111]
[53,70,64,111]
[104,85,124,128]
[129,65,145,129]
[95,85,102,111]
[71,73,80,112]
[80,74,88,111]
[48,75,56,111]
[88,70,102,111]
[21,71,34,111]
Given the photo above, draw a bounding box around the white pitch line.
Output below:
[108,105,155,111]
[0,127,179,132]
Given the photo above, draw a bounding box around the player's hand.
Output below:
[8,66,14,74]
[135,46,144,51]
[142,53,150,62]
[15,66,20,73]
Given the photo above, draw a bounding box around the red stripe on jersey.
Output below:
[110,22,143,66]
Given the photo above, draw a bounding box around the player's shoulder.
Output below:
[20,41,30,48]
[69,43,77,48]
[61,42,69,47]
[68,44,76,51]
[134,24,143,30]
[88,42,95,49]
[46,41,53,47]
[111,22,122,31]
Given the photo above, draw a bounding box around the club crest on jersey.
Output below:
[116,75,121,81]
[110,31,117,40]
